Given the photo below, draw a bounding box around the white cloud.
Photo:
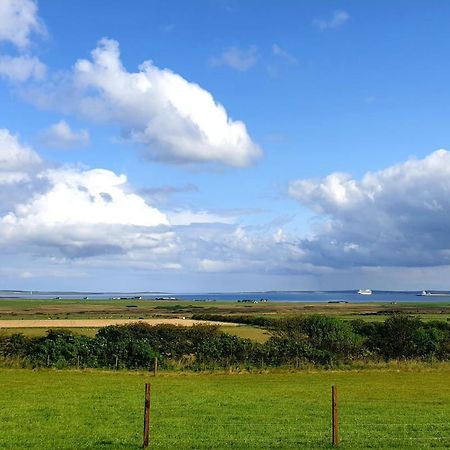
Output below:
[168,223,304,275]
[0,54,45,81]
[271,44,298,65]
[0,132,309,280]
[167,209,235,226]
[209,45,258,71]
[0,128,42,184]
[26,38,262,167]
[0,164,173,259]
[6,126,450,287]
[313,11,350,31]
[0,128,292,281]
[198,258,242,272]
[2,167,168,228]
[39,120,90,149]
[0,0,45,49]
[0,1,47,84]
[289,149,450,268]
[0,130,169,257]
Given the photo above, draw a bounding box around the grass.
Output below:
[0,327,100,337]
[0,366,449,449]
[0,325,270,342]
[220,325,270,342]
[1,298,450,323]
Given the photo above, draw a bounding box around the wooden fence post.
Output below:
[143,383,151,449]
[332,385,339,447]
[153,357,158,376]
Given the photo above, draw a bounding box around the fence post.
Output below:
[143,383,151,449]
[153,357,158,376]
[332,385,339,447]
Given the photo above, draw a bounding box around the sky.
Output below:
[2,0,450,292]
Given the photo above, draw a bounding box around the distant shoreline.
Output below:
[2,290,450,303]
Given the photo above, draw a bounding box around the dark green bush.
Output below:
[266,315,363,365]
[0,315,449,370]
[353,315,450,360]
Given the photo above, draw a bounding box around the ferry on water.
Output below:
[418,290,450,297]
[357,289,373,295]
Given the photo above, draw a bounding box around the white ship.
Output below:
[357,289,373,295]
[418,290,450,297]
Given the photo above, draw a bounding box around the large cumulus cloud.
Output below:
[0,169,176,260]
[6,128,450,283]
[27,38,261,167]
[289,149,450,268]
[0,129,298,279]
[0,129,176,260]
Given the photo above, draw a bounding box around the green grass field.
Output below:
[1,366,449,449]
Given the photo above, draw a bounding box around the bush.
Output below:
[0,315,448,370]
[266,315,363,365]
[27,329,97,368]
[356,315,450,360]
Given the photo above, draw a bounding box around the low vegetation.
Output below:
[1,315,449,370]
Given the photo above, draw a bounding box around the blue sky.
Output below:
[2,0,450,291]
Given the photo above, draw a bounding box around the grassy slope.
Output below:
[0,367,449,449]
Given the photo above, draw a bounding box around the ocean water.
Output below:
[1,290,450,302]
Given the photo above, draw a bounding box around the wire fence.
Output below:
[142,383,450,449]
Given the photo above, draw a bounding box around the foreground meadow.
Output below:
[0,367,449,449]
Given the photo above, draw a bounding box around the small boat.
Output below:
[417,290,450,297]
[357,289,373,295]
[419,290,432,296]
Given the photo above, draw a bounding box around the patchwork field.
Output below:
[1,298,449,321]
[0,367,449,449]
[1,298,449,345]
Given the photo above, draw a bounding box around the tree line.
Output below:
[0,315,449,370]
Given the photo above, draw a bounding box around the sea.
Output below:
[1,290,450,303]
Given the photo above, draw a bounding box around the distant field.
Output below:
[1,298,449,343]
[0,324,268,342]
[0,367,449,449]
[1,298,449,321]
[0,326,100,337]
[220,325,270,342]
[0,318,237,328]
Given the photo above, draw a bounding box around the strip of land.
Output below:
[1,298,450,322]
[0,318,237,328]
